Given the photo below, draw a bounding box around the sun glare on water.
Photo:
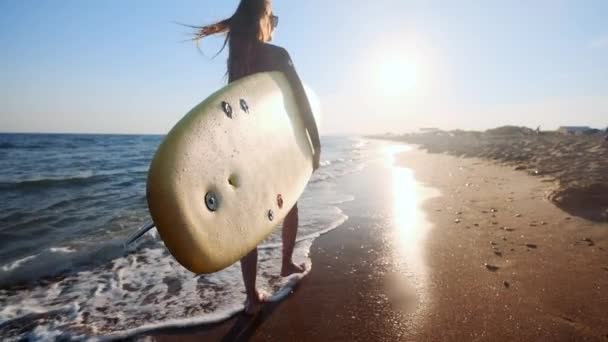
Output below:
[376,57,419,97]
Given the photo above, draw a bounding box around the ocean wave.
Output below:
[0,142,17,149]
[259,210,348,249]
[0,174,111,191]
[0,165,150,188]
[0,239,133,288]
[329,194,356,205]
[0,169,146,191]
[48,246,76,254]
[309,173,330,184]
[0,240,311,339]
[1,254,39,272]
[352,139,368,149]
[320,158,348,167]
[105,269,309,340]
[0,211,29,224]
[309,161,365,185]
[42,196,98,211]
[0,142,47,150]
[0,196,350,339]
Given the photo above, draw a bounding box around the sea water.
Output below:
[0,134,374,340]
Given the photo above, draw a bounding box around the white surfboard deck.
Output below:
[146,71,319,274]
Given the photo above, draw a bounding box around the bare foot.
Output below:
[244,290,268,315]
[280,262,307,277]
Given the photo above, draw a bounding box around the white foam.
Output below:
[48,246,76,253]
[106,267,313,340]
[1,254,38,272]
[28,326,64,341]
[329,194,356,205]
[0,210,342,339]
[259,208,348,250]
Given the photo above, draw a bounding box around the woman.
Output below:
[193,0,321,314]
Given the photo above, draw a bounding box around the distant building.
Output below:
[557,126,593,135]
[419,127,440,132]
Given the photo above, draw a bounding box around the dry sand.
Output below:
[140,146,608,341]
[397,149,608,341]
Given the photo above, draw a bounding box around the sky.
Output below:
[1,0,607,135]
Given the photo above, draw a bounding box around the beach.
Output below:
[142,140,608,341]
[1,135,607,341]
[3,1,608,340]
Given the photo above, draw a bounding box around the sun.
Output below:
[375,57,419,97]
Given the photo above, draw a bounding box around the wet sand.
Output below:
[378,128,608,222]
[139,146,608,341]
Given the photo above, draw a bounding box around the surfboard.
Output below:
[145,71,319,274]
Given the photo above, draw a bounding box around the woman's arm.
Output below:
[277,49,321,171]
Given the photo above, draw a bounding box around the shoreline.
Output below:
[373,129,608,222]
[140,145,608,341]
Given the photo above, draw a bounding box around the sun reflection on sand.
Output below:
[383,144,439,323]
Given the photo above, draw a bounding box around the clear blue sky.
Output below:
[1,0,607,134]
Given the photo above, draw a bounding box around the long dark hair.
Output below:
[192,0,271,81]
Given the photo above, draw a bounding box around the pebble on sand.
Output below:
[484,263,500,272]
[515,213,522,218]
[525,243,538,249]
[503,280,510,288]
[582,238,595,246]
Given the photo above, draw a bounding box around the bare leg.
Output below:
[281,203,306,276]
[240,248,265,314]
